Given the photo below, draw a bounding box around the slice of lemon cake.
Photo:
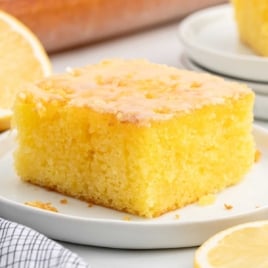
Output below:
[13,59,255,218]
[232,0,268,56]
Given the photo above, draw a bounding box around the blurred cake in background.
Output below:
[233,0,268,56]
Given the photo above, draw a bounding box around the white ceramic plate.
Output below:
[1,127,268,249]
[178,4,268,83]
[179,54,268,121]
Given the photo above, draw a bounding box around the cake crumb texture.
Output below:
[13,59,255,218]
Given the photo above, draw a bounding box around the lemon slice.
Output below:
[0,10,51,131]
[195,220,268,268]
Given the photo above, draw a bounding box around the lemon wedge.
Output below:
[0,10,51,131]
[195,220,268,268]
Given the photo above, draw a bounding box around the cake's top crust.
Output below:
[19,59,253,125]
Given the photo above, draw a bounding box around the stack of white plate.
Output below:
[178,4,268,120]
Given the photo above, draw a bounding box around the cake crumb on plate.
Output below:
[122,215,131,221]
[25,201,58,212]
[254,149,262,163]
[60,198,68,204]
[224,203,233,210]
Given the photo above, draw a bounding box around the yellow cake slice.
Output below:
[13,59,255,218]
[232,0,268,56]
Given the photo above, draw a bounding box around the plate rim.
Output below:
[179,53,268,94]
[1,180,268,227]
[178,4,268,82]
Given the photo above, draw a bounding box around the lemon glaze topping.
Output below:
[18,59,253,125]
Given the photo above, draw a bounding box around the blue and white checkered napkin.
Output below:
[0,218,89,268]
